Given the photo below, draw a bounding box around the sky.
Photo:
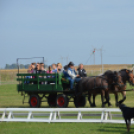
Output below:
[0,0,134,68]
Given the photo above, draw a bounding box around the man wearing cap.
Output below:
[66,62,81,90]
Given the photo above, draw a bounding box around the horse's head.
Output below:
[103,70,123,86]
[113,71,123,86]
[126,70,134,85]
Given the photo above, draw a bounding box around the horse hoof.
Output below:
[94,105,96,107]
[92,104,96,107]
[108,103,112,107]
[108,104,112,107]
[90,105,94,107]
[90,104,93,107]
[103,101,107,105]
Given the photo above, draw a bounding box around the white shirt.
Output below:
[67,69,77,79]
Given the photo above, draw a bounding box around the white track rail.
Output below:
[0,108,133,123]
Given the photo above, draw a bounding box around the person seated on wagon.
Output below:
[36,63,41,74]
[52,63,63,76]
[39,63,46,84]
[52,64,57,73]
[40,63,46,73]
[31,63,36,74]
[46,66,53,84]
[25,65,32,84]
[30,63,36,83]
[57,63,63,74]
[77,64,87,78]
[66,62,81,90]
[46,66,53,77]
[63,65,68,77]
[31,63,41,84]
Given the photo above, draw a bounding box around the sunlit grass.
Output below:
[0,84,134,108]
[0,122,133,134]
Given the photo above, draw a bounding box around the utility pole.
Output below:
[86,47,104,72]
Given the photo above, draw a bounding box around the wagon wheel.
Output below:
[47,94,57,107]
[56,94,69,108]
[74,96,86,108]
[29,94,41,108]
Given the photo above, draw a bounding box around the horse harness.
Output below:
[91,76,108,90]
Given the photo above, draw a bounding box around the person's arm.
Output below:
[75,67,78,75]
[77,69,80,75]
[83,69,87,76]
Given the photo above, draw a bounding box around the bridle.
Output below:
[127,73,134,85]
[112,73,121,86]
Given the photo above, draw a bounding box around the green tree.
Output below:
[20,64,25,69]
[5,64,10,69]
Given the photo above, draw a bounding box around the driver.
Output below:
[66,62,81,90]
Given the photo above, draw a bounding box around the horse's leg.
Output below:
[104,93,112,107]
[104,90,112,107]
[92,94,96,107]
[107,94,112,107]
[101,90,105,107]
[115,93,119,107]
[103,94,108,104]
[88,94,93,107]
[118,91,126,104]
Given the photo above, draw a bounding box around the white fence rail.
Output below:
[0,108,133,123]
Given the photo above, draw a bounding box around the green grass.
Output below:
[1,84,134,134]
[0,84,134,108]
[0,122,134,134]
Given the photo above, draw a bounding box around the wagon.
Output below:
[16,58,86,108]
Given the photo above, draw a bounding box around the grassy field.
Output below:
[84,64,133,71]
[0,64,133,82]
[0,122,133,134]
[0,84,134,108]
[1,84,134,133]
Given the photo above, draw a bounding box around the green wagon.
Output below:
[16,57,86,108]
[17,71,86,108]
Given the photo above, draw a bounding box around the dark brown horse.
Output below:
[87,70,123,107]
[75,75,110,107]
[106,69,134,106]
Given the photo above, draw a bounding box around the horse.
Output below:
[87,70,123,107]
[75,71,121,107]
[106,69,134,107]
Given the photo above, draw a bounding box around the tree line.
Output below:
[5,64,30,69]
[5,64,48,69]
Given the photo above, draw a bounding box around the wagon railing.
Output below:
[16,73,63,90]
